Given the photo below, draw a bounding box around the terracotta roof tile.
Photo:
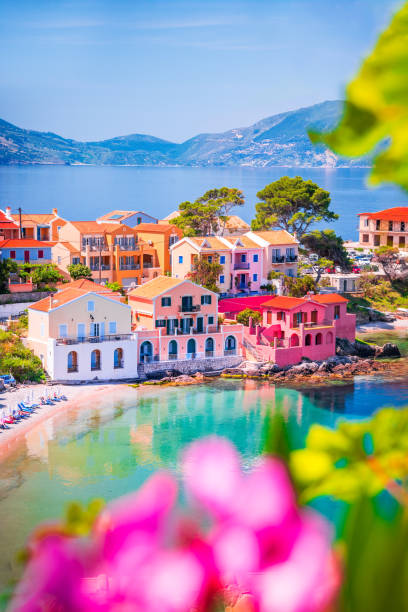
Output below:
[135,223,178,233]
[251,230,298,245]
[358,207,408,221]
[0,239,51,248]
[29,287,122,312]
[190,237,230,250]
[128,275,185,299]
[261,296,306,310]
[69,221,124,233]
[311,293,348,304]
[55,279,114,292]
[54,241,80,253]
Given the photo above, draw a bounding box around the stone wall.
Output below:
[143,354,243,377]
[0,291,51,305]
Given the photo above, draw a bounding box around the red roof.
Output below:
[218,295,275,315]
[358,207,408,221]
[261,296,306,310]
[0,239,51,248]
[311,293,348,304]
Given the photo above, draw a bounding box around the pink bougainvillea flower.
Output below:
[182,437,337,612]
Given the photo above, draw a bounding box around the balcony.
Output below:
[82,243,109,252]
[234,262,250,270]
[119,264,140,270]
[178,304,201,313]
[272,255,285,264]
[224,349,237,356]
[90,264,111,271]
[116,243,139,251]
[286,255,298,262]
[56,333,133,345]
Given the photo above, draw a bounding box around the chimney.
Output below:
[5,206,11,219]
[52,208,58,216]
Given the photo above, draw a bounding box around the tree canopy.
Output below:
[301,229,351,270]
[0,259,18,293]
[30,263,63,289]
[309,3,408,192]
[236,308,262,327]
[67,263,93,281]
[373,246,407,282]
[187,255,223,293]
[284,274,316,297]
[251,176,337,238]
[172,187,245,236]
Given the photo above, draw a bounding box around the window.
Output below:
[114,348,123,368]
[38,250,44,259]
[57,226,61,232]
[241,254,246,263]
[293,312,302,327]
[178,255,183,264]
[109,321,117,334]
[91,350,101,370]
[10,250,15,259]
[161,297,171,307]
[362,234,369,243]
[253,274,258,282]
[253,254,258,262]
[402,222,406,232]
[40,323,45,337]
[267,311,272,324]
[67,351,78,373]
[389,221,393,231]
[59,324,67,338]
[201,295,212,305]
[365,219,369,227]
[208,255,213,263]
[334,305,340,320]
[87,301,94,312]
[277,311,285,321]
[219,275,225,284]
[57,256,61,264]
[220,255,226,264]
[155,319,167,328]
[376,220,380,230]
[72,257,80,265]
[208,316,214,324]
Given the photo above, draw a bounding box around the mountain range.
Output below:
[0,100,367,168]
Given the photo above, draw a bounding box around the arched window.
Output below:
[67,351,78,373]
[91,349,101,371]
[168,340,178,360]
[114,348,123,368]
[305,334,312,346]
[225,335,236,354]
[290,334,299,347]
[315,333,322,345]
[187,338,196,359]
[326,331,334,344]
[140,341,153,363]
[205,337,214,357]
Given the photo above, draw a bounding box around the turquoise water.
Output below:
[0,166,406,240]
[1,376,408,589]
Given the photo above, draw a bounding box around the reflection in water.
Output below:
[1,376,408,588]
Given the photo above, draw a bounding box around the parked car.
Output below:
[0,374,16,387]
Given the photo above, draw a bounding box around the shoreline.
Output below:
[0,383,131,460]
[357,319,408,334]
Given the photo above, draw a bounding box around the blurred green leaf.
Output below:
[309,3,408,192]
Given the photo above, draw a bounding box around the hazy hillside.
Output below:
[0,101,367,167]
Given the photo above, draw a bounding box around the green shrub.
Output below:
[0,355,44,382]
[236,308,262,326]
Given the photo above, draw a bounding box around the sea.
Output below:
[0,165,407,240]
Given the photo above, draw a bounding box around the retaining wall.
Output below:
[143,354,243,376]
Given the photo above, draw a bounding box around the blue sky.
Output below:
[0,0,402,142]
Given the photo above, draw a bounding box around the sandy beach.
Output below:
[357,318,408,333]
[0,382,131,459]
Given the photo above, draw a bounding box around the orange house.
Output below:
[128,223,182,275]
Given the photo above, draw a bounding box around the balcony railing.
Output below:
[90,264,110,271]
[224,349,237,356]
[56,333,133,345]
[139,354,160,364]
[178,304,201,313]
[119,264,140,270]
[115,243,139,251]
[83,243,109,252]
[143,262,154,268]
[234,262,250,270]
[272,255,285,263]
[205,350,214,357]
[286,255,298,262]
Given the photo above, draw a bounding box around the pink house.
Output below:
[128,276,243,365]
[244,293,356,367]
